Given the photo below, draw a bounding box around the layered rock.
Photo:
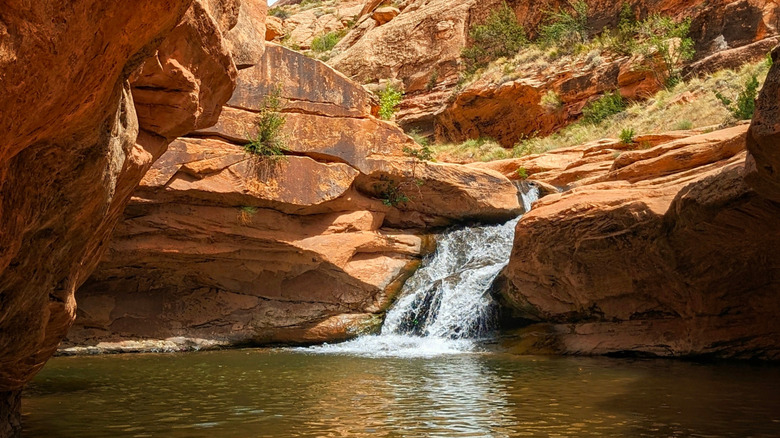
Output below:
[65,45,521,352]
[328,0,778,138]
[746,46,780,201]
[0,0,250,434]
[496,124,780,359]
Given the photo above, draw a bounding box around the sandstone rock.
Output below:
[266,16,285,41]
[69,40,520,352]
[372,6,400,25]
[746,46,780,202]
[224,0,267,68]
[131,1,238,140]
[498,125,780,359]
[0,3,245,431]
[0,0,191,398]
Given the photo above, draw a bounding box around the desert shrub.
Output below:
[426,69,439,91]
[461,3,527,73]
[715,74,760,120]
[582,91,626,124]
[245,87,286,159]
[269,7,290,19]
[516,167,529,179]
[540,90,563,111]
[374,176,410,207]
[311,30,345,52]
[537,0,589,52]
[634,14,695,88]
[619,127,636,144]
[675,120,693,130]
[403,144,434,162]
[378,84,403,120]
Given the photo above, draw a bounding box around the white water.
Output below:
[306,186,540,358]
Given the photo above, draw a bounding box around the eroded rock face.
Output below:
[329,0,778,139]
[66,45,520,351]
[0,1,246,432]
[746,46,780,201]
[497,125,780,359]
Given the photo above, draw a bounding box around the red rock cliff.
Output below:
[0,0,253,434]
[65,44,522,353]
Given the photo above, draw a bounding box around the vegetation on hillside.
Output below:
[461,3,527,73]
[430,59,770,162]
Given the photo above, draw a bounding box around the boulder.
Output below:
[372,6,400,25]
[498,125,780,359]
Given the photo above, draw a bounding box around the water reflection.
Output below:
[22,350,780,437]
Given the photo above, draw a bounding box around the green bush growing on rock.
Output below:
[537,0,589,53]
[619,127,636,144]
[582,91,627,125]
[311,30,345,53]
[378,84,403,120]
[715,74,760,120]
[634,14,695,88]
[461,2,527,73]
[374,176,410,207]
[245,87,287,161]
[516,167,529,179]
[269,7,290,19]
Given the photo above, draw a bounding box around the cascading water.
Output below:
[306,185,540,357]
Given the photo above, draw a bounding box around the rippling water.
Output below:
[23,349,780,437]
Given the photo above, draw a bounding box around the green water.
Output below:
[23,348,780,437]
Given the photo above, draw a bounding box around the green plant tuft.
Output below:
[634,15,695,88]
[582,91,627,125]
[715,74,760,120]
[311,30,345,53]
[461,2,527,73]
[374,176,410,207]
[516,167,529,179]
[244,86,287,159]
[269,7,290,19]
[675,120,693,130]
[619,127,636,144]
[378,84,403,120]
[537,0,589,52]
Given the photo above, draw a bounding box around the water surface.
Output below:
[23,348,780,437]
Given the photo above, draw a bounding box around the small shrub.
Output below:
[513,136,543,157]
[582,91,626,124]
[244,87,287,159]
[403,144,434,162]
[516,166,529,179]
[634,15,695,88]
[311,30,345,53]
[426,69,439,91]
[766,51,774,68]
[537,0,589,52]
[619,127,636,144]
[461,2,527,73]
[715,74,760,120]
[675,120,693,130]
[374,176,410,207]
[540,90,563,111]
[378,84,403,120]
[269,7,290,19]
[237,206,258,225]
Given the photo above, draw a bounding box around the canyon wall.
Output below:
[325,0,778,140]
[64,44,521,353]
[0,0,259,435]
[494,100,780,358]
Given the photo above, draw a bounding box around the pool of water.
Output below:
[23,348,780,437]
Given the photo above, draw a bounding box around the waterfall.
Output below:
[305,185,540,357]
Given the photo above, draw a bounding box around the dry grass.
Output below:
[433,59,771,163]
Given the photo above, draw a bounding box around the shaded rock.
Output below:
[266,16,285,41]
[0,0,193,397]
[498,125,780,359]
[746,46,780,201]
